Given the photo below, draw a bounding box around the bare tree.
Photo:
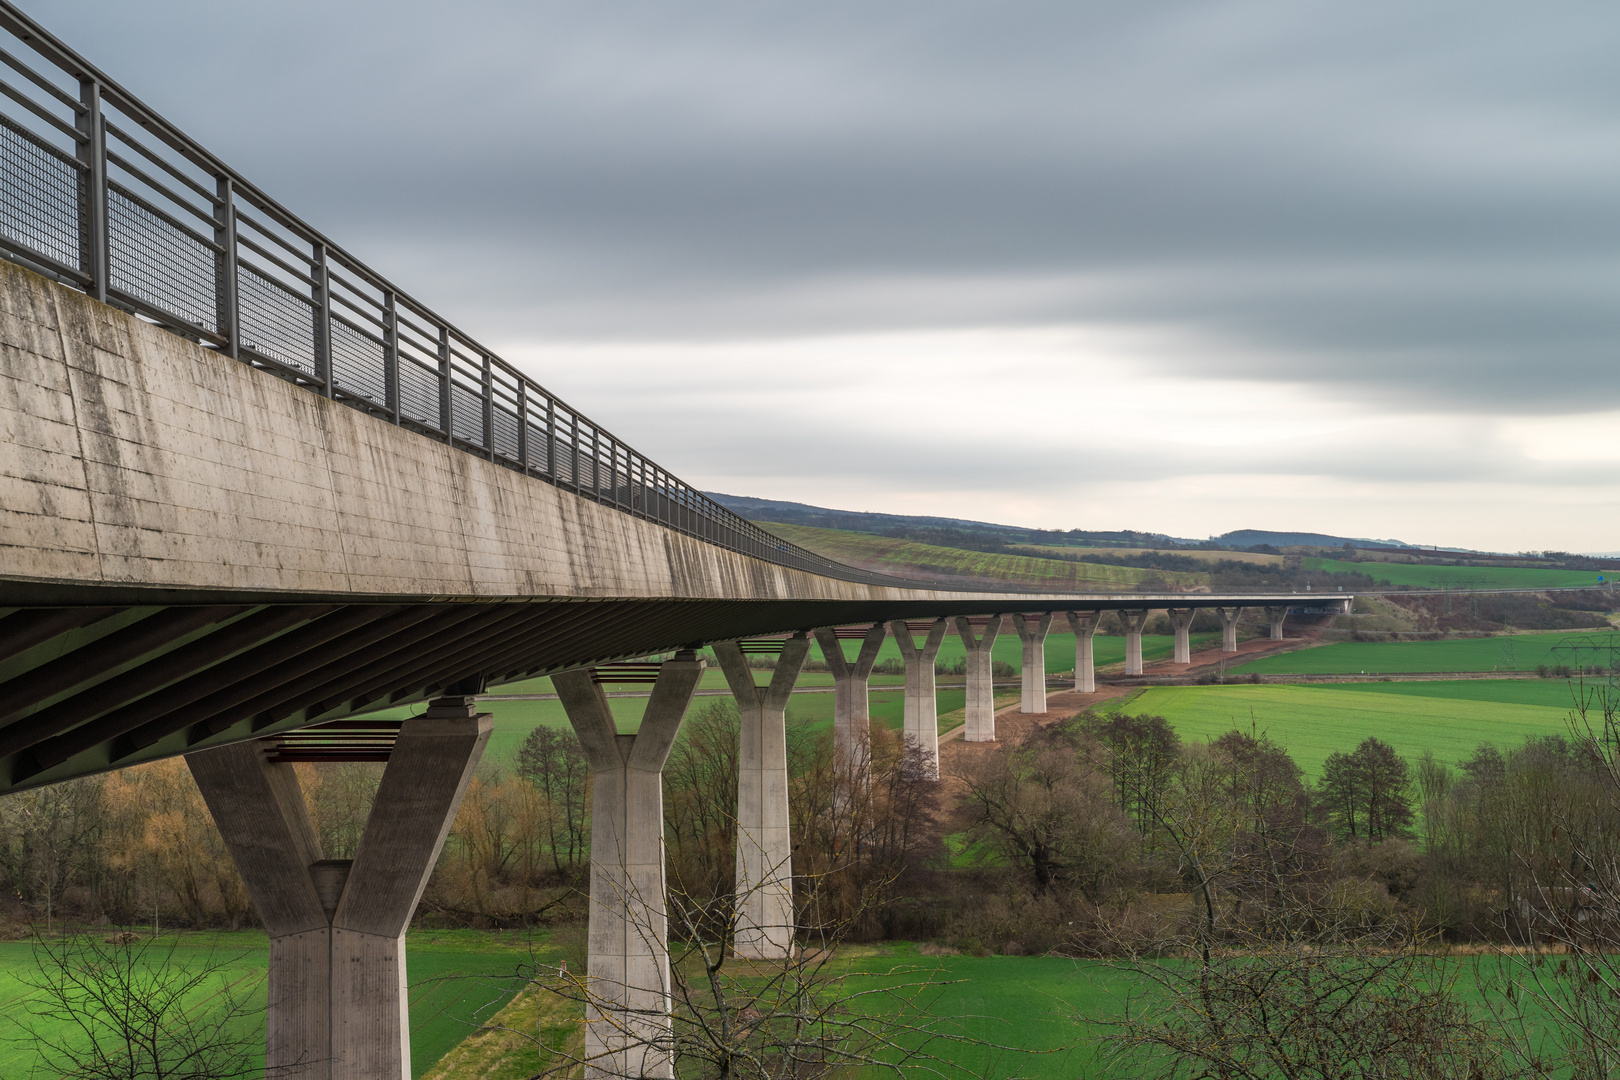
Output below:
[15,931,268,1080]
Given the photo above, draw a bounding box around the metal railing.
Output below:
[0,2,932,589]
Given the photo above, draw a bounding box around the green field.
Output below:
[1119,680,1590,778]
[1233,629,1619,674]
[760,522,1209,590]
[1305,557,1608,590]
[0,929,536,1078]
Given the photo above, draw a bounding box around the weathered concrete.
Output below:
[1168,608,1196,664]
[1066,610,1101,692]
[1119,609,1151,676]
[1268,606,1288,640]
[553,655,703,1080]
[187,704,490,1080]
[889,619,947,777]
[811,624,886,815]
[1218,606,1243,652]
[1012,612,1052,714]
[953,615,1001,742]
[712,635,811,959]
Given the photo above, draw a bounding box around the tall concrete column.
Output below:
[1119,609,1151,676]
[888,619,948,778]
[810,624,886,805]
[553,654,703,1080]
[188,701,491,1080]
[1218,606,1243,652]
[1012,611,1053,714]
[1268,606,1288,640]
[1066,610,1101,693]
[1168,608,1196,665]
[953,615,1001,742]
[712,634,811,960]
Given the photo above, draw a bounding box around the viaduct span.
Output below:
[0,6,1348,1077]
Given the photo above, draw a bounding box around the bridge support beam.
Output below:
[1012,612,1052,714]
[1218,606,1243,652]
[953,616,1001,742]
[889,619,948,777]
[811,624,887,824]
[1119,609,1151,676]
[1066,610,1101,692]
[713,634,811,959]
[553,654,703,1080]
[187,702,490,1080]
[1267,606,1288,640]
[1168,608,1196,665]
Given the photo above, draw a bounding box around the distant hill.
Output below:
[705,494,1023,536]
[1212,529,1416,550]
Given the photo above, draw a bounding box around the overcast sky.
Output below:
[30,1,1620,551]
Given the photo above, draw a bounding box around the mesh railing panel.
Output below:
[450,381,484,447]
[108,185,217,332]
[0,116,83,272]
[398,357,440,431]
[492,400,520,460]
[238,264,314,374]
[330,317,386,408]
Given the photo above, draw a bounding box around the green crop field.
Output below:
[1117,680,1590,778]
[758,522,1209,590]
[1014,544,1282,566]
[0,929,537,1078]
[1305,557,1609,590]
[1232,629,1620,674]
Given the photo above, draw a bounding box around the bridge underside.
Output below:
[0,592,1318,794]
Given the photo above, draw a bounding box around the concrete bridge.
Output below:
[0,5,1348,1077]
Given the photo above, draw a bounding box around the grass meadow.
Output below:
[1232,629,1620,674]
[0,930,535,1079]
[1112,679,1595,779]
[1305,557,1608,590]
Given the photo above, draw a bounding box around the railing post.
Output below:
[437,324,452,441]
[75,78,107,303]
[516,381,529,470]
[383,289,400,423]
[311,242,332,397]
[480,353,494,458]
[213,176,238,359]
[545,395,557,482]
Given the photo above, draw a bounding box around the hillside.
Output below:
[757,522,1209,590]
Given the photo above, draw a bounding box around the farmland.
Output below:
[1115,679,1589,778]
[758,522,1208,589]
[1304,557,1607,590]
[1014,544,1282,566]
[1232,629,1618,674]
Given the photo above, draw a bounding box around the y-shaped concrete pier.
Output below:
[1218,606,1243,652]
[1267,606,1288,640]
[953,615,1001,742]
[1168,608,1196,665]
[553,655,702,1080]
[889,619,947,777]
[1067,610,1101,692]
[811,624,886,802]
[1012,612,1052,713]
[713,634,810,959]
[187,702,490,1080]
[1119,609,1151,676]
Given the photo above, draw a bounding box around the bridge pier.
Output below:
[1012,612,1052,713]
[187,703,490,1080]
[713,634,811,959]
[1267,606,1288,640]
[1168,608,1196,664]
[553,654,702,1080]
[953,615,1001,742]
[1218,606,1243,652]
[889,619,948,777]
[1119,609,1151,675]
[811,624,887,821]
[1066,610,1101,692]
